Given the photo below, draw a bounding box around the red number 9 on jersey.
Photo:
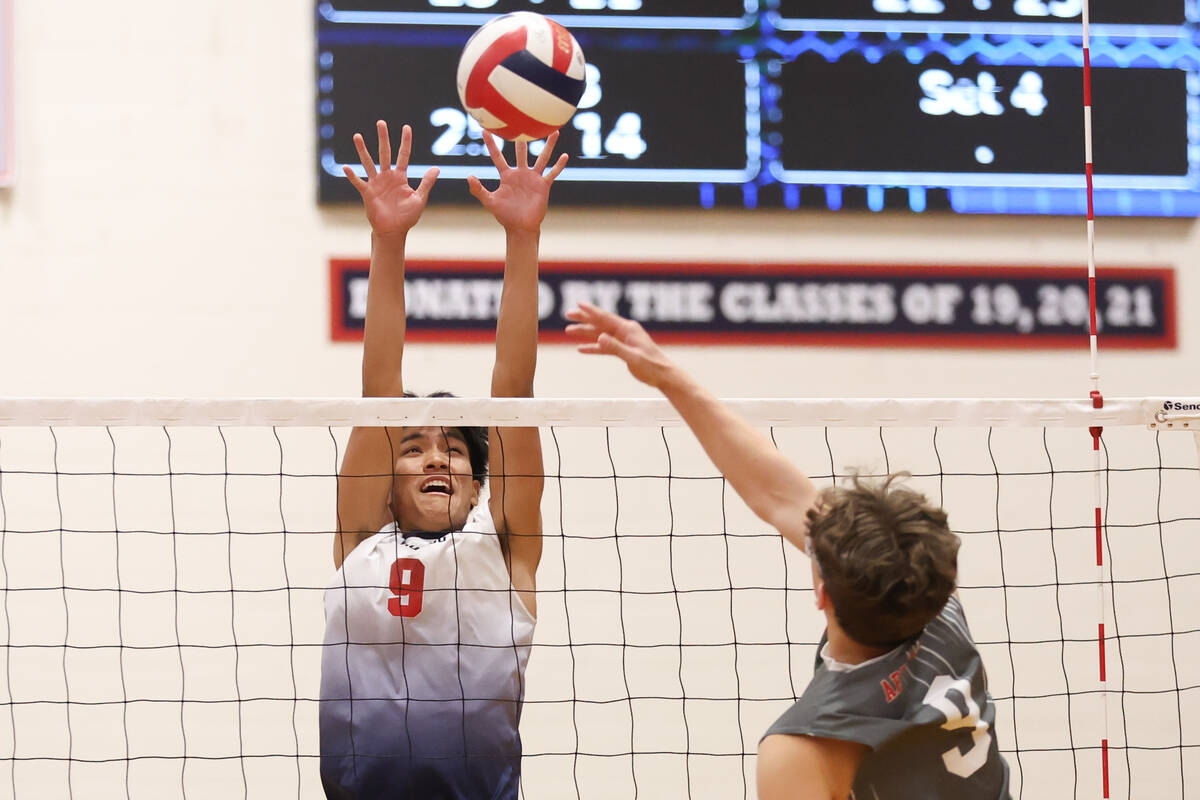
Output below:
[389,558,425,618]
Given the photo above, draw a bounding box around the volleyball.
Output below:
[456,12,587,142]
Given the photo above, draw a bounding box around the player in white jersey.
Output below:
[566,303,1011,800]
[320,121,567,800]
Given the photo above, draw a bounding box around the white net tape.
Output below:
[0,396,1180,428]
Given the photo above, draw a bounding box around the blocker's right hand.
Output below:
[467,131,568,234]
[565,302,676,390]
[344,121,439,239]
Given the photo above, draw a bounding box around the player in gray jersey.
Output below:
[321,122,567,799]
[566,303,1011,800]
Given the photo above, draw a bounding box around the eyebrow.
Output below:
[398,430,468,446]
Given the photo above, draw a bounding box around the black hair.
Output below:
[403,390,489,483]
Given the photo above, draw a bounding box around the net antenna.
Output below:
[1081,2,1200,793]
[1078,2,1114,794]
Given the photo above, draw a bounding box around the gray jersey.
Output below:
[764,596,1010,800]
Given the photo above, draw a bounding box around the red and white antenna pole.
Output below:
[1083,3,1100,392]
[1081,1,1110,796]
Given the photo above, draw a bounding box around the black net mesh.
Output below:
[0,410,1197,798]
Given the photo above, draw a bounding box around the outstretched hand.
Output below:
[344,121,439,239]
[565,302,677,389]
[468,131,568,233]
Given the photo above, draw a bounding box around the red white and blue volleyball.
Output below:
[456,12,587,142]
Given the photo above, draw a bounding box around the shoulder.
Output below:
[462,505,498,535]
[910,599,983,678]
[757,733,867,800]
[765,642,922,748]
[335,525,398,566]
[934,595,973,640]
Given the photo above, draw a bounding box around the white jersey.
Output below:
[319,510,535,800]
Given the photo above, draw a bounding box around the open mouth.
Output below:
[420,477,453,496]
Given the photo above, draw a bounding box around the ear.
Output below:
[469,480,481,508]
[809,557,827,611]
[813,576,829,612]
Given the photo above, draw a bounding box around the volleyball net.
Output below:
[0,396,1197,799]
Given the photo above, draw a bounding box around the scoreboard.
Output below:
[316,1,1200,215]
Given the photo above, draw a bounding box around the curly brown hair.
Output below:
[806,474,959,647]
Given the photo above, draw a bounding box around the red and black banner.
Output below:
[330,259,1175,349]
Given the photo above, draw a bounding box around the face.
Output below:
[389,426,481,533]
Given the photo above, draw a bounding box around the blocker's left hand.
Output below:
[468,131,568,234]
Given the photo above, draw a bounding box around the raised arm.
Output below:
[349,121,438,397]
[335,122,439,568]
[565,303,819,552]
[467,133,568,613]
